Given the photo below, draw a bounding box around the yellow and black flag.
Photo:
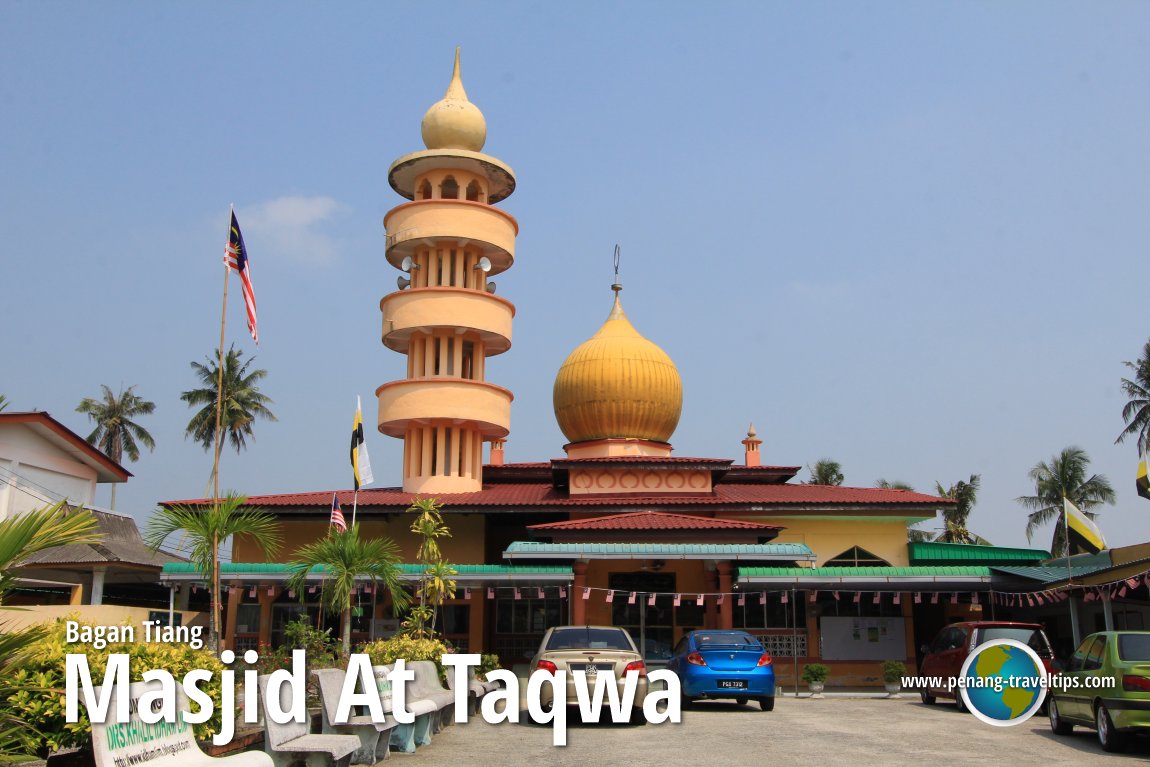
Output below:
[351,396,374,491]
[1064,498,1106,555]
[1137,452,1150,501]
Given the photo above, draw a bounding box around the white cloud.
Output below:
[238,195,348,267]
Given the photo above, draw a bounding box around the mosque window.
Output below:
[824,547,891,567]
[440,176,460,199]
[418,179,432,200]
[465,180,482,202]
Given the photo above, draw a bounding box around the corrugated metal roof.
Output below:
[739,566,992,577]
[503,542,813,560]
[991,564,1112,583]
[18,510,184,569]
[161,562,573,581]
[908,541,1050,565]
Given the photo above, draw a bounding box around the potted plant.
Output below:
[881,660,906,697]
[801,663,830,696]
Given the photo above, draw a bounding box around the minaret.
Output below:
[377,49,517,493]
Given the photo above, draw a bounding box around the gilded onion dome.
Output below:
[421,48,487,152]
[553,293,683,444]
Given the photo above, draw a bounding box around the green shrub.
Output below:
[881,660,906,684]
[478,653,501,675]
[282,616,337,664]
[2,617,226,756]
[801,662,830,684]
[359,635,455,680]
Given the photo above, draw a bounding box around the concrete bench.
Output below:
[257,674,359,767]
[445,663,499,716]
[312,669,398,764]
[372,665,437,754]
[89,680,272,767]
[407,660,455,731]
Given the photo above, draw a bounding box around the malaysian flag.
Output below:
[225,210,258,344]
[329,493,347,532]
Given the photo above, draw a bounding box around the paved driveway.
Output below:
[418,697,1149,767]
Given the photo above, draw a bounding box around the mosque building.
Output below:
[161,52,1100,687]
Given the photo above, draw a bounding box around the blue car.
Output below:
[666,630,775,711]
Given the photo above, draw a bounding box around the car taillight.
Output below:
[757,652,773,667]
[686,652,707,666]
[624,660,647,677]
[1122,674,1150,692]
[536,660,558,674]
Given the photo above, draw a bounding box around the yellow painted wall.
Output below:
[231,515,488,564]
[755,518,912,567]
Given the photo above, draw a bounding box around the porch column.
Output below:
[717,562,734,630]
[89,566,106,606]
[257,586,280,648]
[1102,592,1115,631]
[468,586,486,653]
[805,590,820,659]
[572,562,588,626]
[225,585,242,651]
[1068,594,1081,647]
[704,569,719,629]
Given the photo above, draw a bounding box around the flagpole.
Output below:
[352,489,358,528]
[211,207,232,502]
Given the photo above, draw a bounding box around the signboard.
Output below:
[819,616,906,661]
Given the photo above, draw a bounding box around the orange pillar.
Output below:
[705,570,719,629]
[572,562,588,625]
[468,586,486,653]
[718,563,734,630]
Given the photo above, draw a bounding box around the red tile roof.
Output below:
[164,481,950,512]
[528,511,783,532]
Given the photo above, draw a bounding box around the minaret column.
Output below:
[376,50,519,494]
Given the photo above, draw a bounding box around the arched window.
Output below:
[418,179,432,200]
[824,547,891,567]
[440,176,459,199]
[465,180,482,202]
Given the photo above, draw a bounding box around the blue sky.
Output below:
[2,2,1149,552]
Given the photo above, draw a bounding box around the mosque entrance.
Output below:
[609,572,676,663]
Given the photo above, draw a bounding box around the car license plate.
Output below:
[718,680,748,689]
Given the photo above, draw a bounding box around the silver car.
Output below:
[529,625,650,724]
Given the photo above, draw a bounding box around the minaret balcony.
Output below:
[384,199,518,275]
[380,287,514,355]
[375,378,512,440]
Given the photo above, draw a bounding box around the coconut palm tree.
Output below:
[285,525,409,656]
[181,345,276,494]
[934,474,991,545]
[1016,447,1116,556]
[1116,338,1150,453]
[876,479,914,491]
[145,493,281,651]
[76,384,156,509]
[0,394,8,412]
[807,459,844,486]
[0,501,101,758]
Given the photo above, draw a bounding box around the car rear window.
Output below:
[696,633,761,649]
[979,627,1052,658]
[1118,634,1150,661]
[546,627,633,651]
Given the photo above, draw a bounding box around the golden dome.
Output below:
[421,48,487,152]
[553,293,683,444]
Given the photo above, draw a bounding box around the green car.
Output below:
[1048,631,1150,752]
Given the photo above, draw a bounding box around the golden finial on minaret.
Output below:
[421,47,487,151]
